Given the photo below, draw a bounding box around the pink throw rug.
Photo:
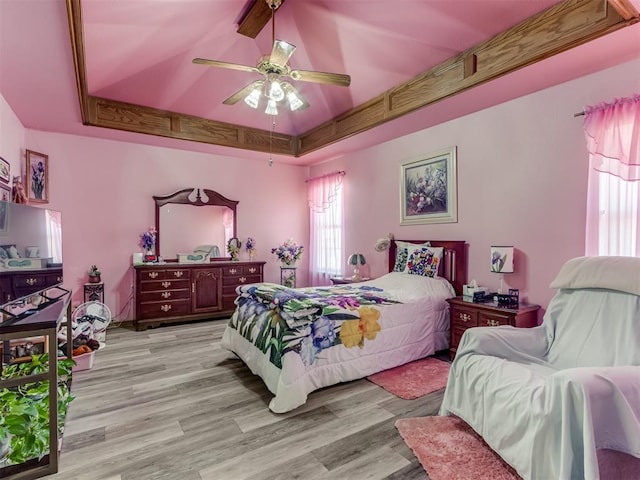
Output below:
[366,357,450,399]
[395,416,521,480]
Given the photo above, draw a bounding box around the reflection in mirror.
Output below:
[159,204,231,259]
[154,188,238,261]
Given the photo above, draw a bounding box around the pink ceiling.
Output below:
[1,1,640,165]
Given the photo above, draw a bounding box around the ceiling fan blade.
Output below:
[223,80,263,105]
[192,58,259,74]
[289,69,351,87]
[269,40,296,67]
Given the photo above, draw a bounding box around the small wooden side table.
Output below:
[280,267,297,288]
[330,276,371,285]
[84,282,104,303]
[447,296,540,360]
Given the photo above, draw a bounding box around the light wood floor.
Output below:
[46,319,447,480]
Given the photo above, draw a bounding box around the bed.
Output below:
[221,240,466,413]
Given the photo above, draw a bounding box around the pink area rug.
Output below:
[395,416,521,480]
[366,357,450,399]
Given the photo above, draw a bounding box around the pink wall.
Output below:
[0,94,25,182]
[18,129,309,318]
[310,59,640,314]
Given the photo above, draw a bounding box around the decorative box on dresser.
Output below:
[134,261,264,330]
[447,296,540,360]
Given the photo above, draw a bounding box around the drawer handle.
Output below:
[192,283,195,293]
[26,278,38,286]
[162,291,171,299]
[57,276,63,282]
[459,312,471,322]
[160,304,172,312]
[174,271,183,278]
[249,267,256,273]
[162,281,171,288]
[239,276,247,283]
[148,272,159,279]
[229,268,237,274]
[487,319,501,327]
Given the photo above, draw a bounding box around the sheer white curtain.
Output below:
[584,94,640,256]
[308,171,344,286]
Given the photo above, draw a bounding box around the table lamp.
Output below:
[348,253,367,280]
[490,245,514,293]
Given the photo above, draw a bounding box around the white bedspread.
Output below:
[222,272,455,412]
[440,288,640,480]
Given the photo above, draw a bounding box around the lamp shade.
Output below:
[348,253,366,266]
[374,233,394,252]
[490,246,514,273]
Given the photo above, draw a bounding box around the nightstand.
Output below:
[446,296,540,360]
[330,276,371,285]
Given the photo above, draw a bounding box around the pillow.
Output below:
[549,256,640,296]
[404,246,444,278]
[392,241,431,272]
[0,247,7,259]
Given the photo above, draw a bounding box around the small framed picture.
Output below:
[0,183,10,202]
[0,157,10,184]
[26,150,49,204]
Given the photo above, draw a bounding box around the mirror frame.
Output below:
[154,188,238,258]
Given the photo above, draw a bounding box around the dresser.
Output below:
[133,261,264,330]
[447,296,540,360]
[0,267,64,303]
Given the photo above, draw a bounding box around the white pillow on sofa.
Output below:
[549,256,640,296]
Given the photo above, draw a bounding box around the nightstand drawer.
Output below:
[479,311,511,327]
[451,306,478,327]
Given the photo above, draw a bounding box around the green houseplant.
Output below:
[88,265,101,283]
[0,354,75,467]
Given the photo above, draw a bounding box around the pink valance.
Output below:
[307,171,345,213]
[583,94,640,181]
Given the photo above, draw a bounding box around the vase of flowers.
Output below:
[246,237,256,260]
[140,226,157,260]
[271,238,304,266]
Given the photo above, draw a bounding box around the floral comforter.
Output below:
[228,283,402,369]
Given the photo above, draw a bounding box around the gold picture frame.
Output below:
[25,150,49,204]
[400,146,457,225]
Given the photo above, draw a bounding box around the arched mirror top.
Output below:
[154,188,238,261]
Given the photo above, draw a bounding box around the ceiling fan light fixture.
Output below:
[244,87,262,108]
[287,91,304,111]
[268,78,285,101]
[265,99,278,115]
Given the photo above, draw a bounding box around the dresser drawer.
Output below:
[137,268,191,280]
[451,306,478,327]
[479,310,512,327]
[138,300,190,319]
[12,274,48,289]
[222,274,262,287]
[221,265,262,277]
[139,288,190,303]
[138,279,190,292]
[223,295,238,311]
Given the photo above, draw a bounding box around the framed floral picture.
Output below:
[0,157,9,184]
[26,149,49,204]
[400,147,457,225]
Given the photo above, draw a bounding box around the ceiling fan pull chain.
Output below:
[269,117,276,167]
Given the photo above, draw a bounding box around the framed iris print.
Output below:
[25,149,49,204]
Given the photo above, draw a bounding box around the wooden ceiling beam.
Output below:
[608,0,640,19]
[87,96,296,156]
[297,0,637,156]
[237,0,284,38]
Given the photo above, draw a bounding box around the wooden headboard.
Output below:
[388,240,467,296]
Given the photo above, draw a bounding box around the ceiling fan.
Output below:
[192,0,351,115]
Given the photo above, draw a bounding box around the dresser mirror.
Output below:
[154,188,238,260]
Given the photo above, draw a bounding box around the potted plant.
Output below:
[88,265,101,283]
[0,354,75,468]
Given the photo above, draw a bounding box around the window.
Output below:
[584,95,640,256]
[307,172,345,285]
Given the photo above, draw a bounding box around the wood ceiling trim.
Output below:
[237,0,284,38]
[66,0,89,124]
[297,0,636,156]
[88,97,296,156]
[66,0,637,159]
